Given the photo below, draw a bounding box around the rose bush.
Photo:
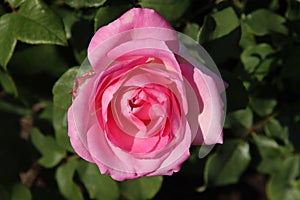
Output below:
[68,8,225,181]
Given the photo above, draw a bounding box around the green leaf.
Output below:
[239,19,256,49]
[11,0,67,46]
[94,1,133,31]
[251,134,291,174]
[65,0,107,9]
[183,23,200,41]
[31,128,66,168]
[224,108,253,135]
[139,0,191,22]
[120,176,163,200]
[199,7,240,43]
[245,9,288,36]
[264,119,290,145]
[0,70,18,97]
[55,158,84,200]
[77,161,120,200]
[204,139,251,187]
[286,0,300,20]
[250,97,277,116]
[267,156,300,200]
[52,67,78,152]
[241,43,274,80]
[7,0,25,8]
[11,183,31,200]
[0,14,17,70]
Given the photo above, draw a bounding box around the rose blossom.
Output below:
[68,8,225,181]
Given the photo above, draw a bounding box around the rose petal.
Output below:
[180,63,224,145]
[88,8,175,53]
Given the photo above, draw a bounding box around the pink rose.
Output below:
[68,8,225,181]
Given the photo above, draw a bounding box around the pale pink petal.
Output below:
[180,64,224,145]
[88,8,174,53]
[68,107,94,162]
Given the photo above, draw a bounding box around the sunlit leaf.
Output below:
[11,0,67,45]
[199,7,240,43]
[0,14,17,70]
[6,0,25,8]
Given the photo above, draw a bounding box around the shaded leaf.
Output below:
[77,161,120,200]
[245,9,288,36]
[65,0,107,9]
[267,156,300,200]
[31,128,66,168]
[139,0,191,22]
[286,0,300,20]
[251,133,291,174]
[241,43,274,80]
[55,158,84,200]
[264,119,290,145]
[120,176,163,200]
[0,70,18,97]
[204,139,251,187]
[94,1,133,31]
[239,20,256,48]
[11,183,31,200]
[52,67,78,152]
[0,14,17,70]
[183,23,200,41]
[224,108,253,135]
[250,97,277,116]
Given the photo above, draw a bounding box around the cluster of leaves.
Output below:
[0,0,299,199]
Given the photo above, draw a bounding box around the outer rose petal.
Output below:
[88,8,174,53]
[181,63,224,145]
[68,107,94,162]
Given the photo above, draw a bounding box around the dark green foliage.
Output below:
[0,0,299,199]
